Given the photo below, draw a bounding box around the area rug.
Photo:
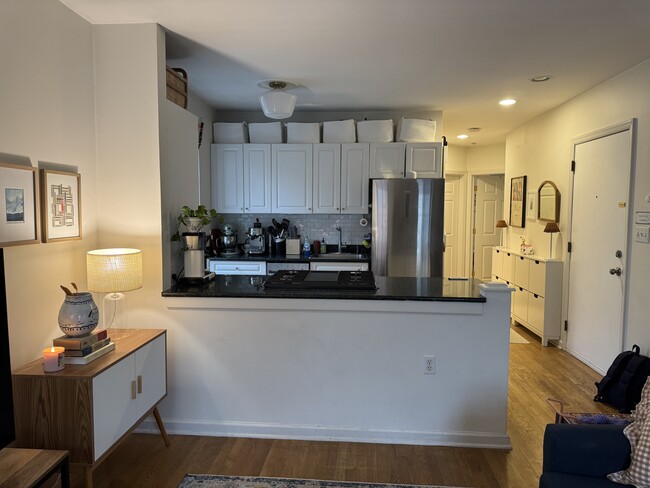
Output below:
[510,328,530,344]
[177,475,467,488]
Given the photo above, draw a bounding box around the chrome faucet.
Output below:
[335,225,342,253]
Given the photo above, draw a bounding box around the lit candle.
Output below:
[43,346,65,372]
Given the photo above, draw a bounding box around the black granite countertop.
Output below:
[162,275,486,302]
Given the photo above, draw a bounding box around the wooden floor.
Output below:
[77,325,614,488]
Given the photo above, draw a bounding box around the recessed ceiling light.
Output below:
[467,127,482,132]
[530,75,552,83]
[457,134,469,139]
[499,98,517,106]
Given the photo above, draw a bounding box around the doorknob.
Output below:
[609,267,622,276]
[615,250,623,258]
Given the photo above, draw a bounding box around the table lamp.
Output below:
[496,219,508,247]
[543,222,560,258]
[87,248,143,335]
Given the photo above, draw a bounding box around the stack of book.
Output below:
[52,329,115,365]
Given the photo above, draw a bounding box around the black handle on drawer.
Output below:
[535,260,540,264]
[520,257,524,260]
[534,294,539,298]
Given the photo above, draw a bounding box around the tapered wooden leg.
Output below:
[84,466,93,488]
[153,405,171,447]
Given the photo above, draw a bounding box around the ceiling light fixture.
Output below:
[499,98,517,106]
[259,80,297,120]
[467,127,482,132]
[457,134,469,139]
[530,75,552,83]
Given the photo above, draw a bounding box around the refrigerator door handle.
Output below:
[404,191,411,219]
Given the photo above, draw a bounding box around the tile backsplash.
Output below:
[217,213,371,246]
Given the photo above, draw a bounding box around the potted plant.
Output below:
[172,205,222,241]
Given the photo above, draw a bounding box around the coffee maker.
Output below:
[247,220,265,255]
[181,232,207,278]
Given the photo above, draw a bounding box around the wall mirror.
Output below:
[538,180,560,223]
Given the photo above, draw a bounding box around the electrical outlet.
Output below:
[635,225,650,243]
[424,355,435,375]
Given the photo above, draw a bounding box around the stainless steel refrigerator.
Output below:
[371,178,445,277]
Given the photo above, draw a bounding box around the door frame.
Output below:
[444,171,467,278]
[564,119,636,357]
[465,171,505,279]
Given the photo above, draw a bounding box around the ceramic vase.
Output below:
[58,292,99,337]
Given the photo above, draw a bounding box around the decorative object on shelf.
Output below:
[509,175,527,228]
[40,169,81,243]
[496,219,508,246]
[42,346,65,372]
[526,191,536,221]
[0,162,40,247]
[86,248,143,334]
[538,180,561,223]
[166,66,188,109]
[520,236,535,255]
[172,205,222,242]
[58,282,99,337]
[544,221,560,258]
[258,80,297,120]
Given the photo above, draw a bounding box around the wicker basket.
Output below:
[166,66,188,109]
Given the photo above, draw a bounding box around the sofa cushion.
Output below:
[540,472,633,488]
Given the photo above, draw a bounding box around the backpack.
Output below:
[594,344,650,413]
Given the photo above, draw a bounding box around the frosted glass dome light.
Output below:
[259,81,297,120]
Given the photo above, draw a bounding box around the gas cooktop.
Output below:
[263,270,377,290]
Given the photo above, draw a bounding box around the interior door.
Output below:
[567,127,632,374]
[471,174,504,280]
[443,174,465,278]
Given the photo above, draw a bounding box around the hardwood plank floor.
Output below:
[78,325,614,488]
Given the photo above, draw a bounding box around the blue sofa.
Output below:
[539,423,633,488]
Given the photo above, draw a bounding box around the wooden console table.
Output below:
[12,329,169,488]
[0,448,69,488]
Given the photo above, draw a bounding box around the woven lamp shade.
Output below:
[543,222,560,233]
[496,219,508,228]
[87,248,143,293]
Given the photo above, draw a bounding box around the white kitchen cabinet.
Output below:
[491,247,563,346]
[211,144,271,214]
[210,260,267,275]
[313,144,341,213]
[341,143,370,214]
[405,142,442,178]
[310,261,369,271]
[272,144,313,214]
[212,144,244,213]
[369,143,406,178]
[244,144,272,213]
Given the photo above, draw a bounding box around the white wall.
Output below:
[0,0,98,368]
[504,58,650,351]
[186,93,215,209]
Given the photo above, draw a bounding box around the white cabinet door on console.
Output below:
[212,144,244,214]
[313,144,341,214]
[370,143,405,178]
[273,144,313,214]
[341,143,369,214]
[406,143,442,178]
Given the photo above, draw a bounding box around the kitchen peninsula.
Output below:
[160,276,512,449]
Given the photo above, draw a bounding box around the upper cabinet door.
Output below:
[405,142,442,178]
[212,144,244,214]
[313,144,341,214]
[369,143,406,178]
[341,143,369,214]
[244,144,272,214]
[272,144,313,214]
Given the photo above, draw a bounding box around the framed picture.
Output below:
[0,162,40,247]
[40,169,82,243]
[526,191,537,222]
[509,175,527,228]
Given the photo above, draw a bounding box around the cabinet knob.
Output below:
[246,207,249,210]
[342,208,345,211]
[308,208,312,211]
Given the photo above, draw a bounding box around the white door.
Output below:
[567,127,632,374]
[135,335,167,417]
[406,143,442,178]
[313,144,341,214]
[369,143,405,178]
[243,144,272,213]
[341,143,369,214]
[471,174,504,280]
[443,174,465,278]
[212,144,244,214]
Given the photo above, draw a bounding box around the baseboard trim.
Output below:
[136,417,511,450]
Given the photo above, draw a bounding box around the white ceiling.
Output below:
[61,0,650,146]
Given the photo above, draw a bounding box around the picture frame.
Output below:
[0,162,40,247]
[526,191,537,222]
[40,169,82,243]
[509,175,527,228]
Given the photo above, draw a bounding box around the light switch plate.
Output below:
[636,211,650,224]
[635,225,650,243]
